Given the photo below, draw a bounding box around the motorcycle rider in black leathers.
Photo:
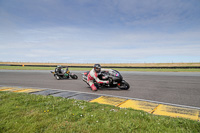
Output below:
[55,65,64,75]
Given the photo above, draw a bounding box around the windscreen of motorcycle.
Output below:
[112,70,120,77]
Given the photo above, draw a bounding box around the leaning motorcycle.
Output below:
[82,69,130,90]
[51,67,78,80]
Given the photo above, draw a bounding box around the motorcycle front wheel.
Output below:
[117,80,130,90]
[70,74,78,79]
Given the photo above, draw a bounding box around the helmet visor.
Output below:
[95,68,101,73]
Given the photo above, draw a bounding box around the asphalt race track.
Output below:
[0,70,200,108]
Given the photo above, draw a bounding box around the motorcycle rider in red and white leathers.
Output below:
[87,64,111,91]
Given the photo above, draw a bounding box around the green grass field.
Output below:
[0,91,199,133]
[1,66,200,72]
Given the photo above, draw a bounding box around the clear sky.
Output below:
[0,0,200,63]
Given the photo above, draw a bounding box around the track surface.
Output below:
[0,70,200,108]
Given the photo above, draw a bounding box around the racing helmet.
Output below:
[57,65,62,68]
[94,64,101,73]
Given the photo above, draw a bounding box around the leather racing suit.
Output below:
[87,68,111,91]
[55,67,63,75]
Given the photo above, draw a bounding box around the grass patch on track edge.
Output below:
[0,91,199,133]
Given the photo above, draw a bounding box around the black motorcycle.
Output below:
[51,67,78,80]
[82,69,130,90]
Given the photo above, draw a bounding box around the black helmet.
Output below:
[94,64,101,73]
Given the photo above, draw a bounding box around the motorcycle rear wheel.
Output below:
[117,80,130,90]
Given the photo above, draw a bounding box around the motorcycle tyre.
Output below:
[117,80,130,90]
[70,74,78,79]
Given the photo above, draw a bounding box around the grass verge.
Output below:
[0,91,199,133]
[1,66,200,72]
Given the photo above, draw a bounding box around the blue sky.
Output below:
[0,0,200,63]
